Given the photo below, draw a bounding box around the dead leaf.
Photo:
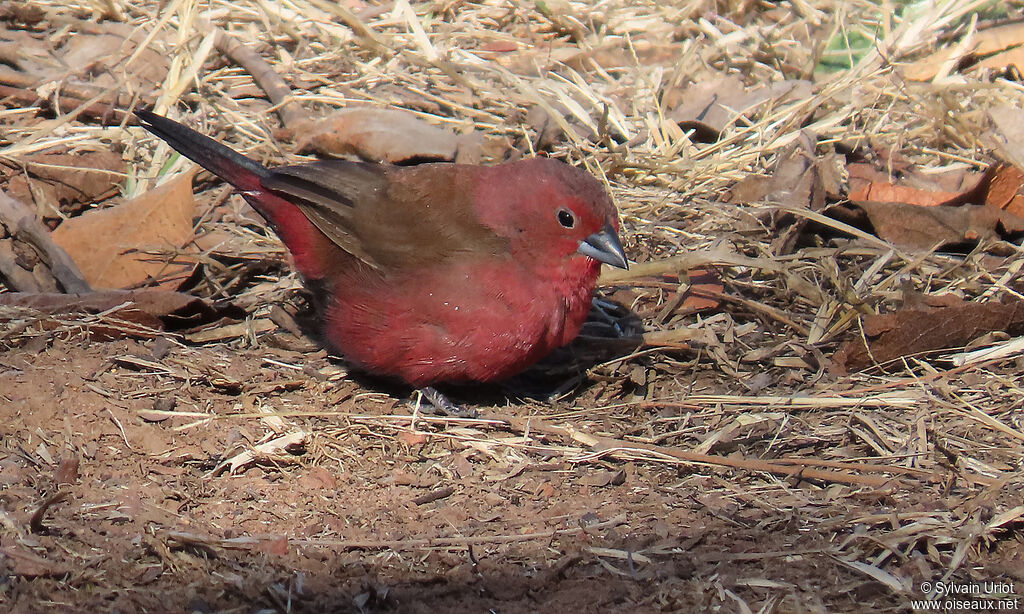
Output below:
[828,201,1024,250]
[297,467,337,490]
[669,77,812,142]
[846,162,892,196]
[0,290,244,337]
[448,452,474,478]
[51,170,199,290]
[290,107,485,164]
[681,268,724,312]
[847,161,986,206]
[54,455,79,486]
[254,535,289,556]
[833,297,1024,373]
[981,164,1024,218]
[536,481,556,499]
[1,151,124,216]
[905,22,1024,81]
[986,105,1024,171]
[0,20,162,117]
[655,269,724,324]
[397,430,427,447]
[0,546,71,578]
[725,133,825,254]
[580,469,626,488]
[848,182,960,207]
[725,133,823,210]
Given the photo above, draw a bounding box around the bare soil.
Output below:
[1,333,1019,613]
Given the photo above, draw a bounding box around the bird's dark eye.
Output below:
[557,208,575,228]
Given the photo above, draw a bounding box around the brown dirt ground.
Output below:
[1,331,1020,613]
[3,2,1024,612]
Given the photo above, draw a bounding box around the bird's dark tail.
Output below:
[137,109,342,281]
[136,110,269,193]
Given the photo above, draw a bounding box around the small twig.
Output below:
[213,29,308,130]
[0,192,91,293]
[164,514,627,552]
[410,485,455,506]
[598,248,781,285]
[510,418,926,488]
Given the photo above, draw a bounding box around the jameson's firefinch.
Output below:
[137,111,627,399]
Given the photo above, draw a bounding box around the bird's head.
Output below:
[473,157,628,279]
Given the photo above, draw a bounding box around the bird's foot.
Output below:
[416,386,478,418]
[590,297,627,336]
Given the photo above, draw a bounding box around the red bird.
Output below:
[137,111,627,412]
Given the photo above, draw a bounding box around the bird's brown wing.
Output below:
[261,160,507,272]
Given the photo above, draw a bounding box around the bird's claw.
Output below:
[417,386,478,418]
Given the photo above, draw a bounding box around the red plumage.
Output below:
[137,111,627,387]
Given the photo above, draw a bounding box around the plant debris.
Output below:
[2,1,1024,612]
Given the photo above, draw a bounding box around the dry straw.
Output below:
[2,0,1023,604]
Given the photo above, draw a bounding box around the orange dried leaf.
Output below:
[680,268,723,312]
[51,170,199,290]
[905,22,1024,81]
[982,164,1024,218]
[976,45,1024,72]
[255,535,289,556]
[847,182,959,206]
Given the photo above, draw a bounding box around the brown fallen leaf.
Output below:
[0,546,71,578]
[846,162,983,204]
[845,162,891,195]
[655,269,724,324]
[297,467,337,491]
[946,162,1024,219]
[848,182,960,207]
[986,105,1024,172]
[668,77,812,142]
[51,169,199,290]
[579,469,626,488]
[726,133,824,210]
[0,290,244,336]
[0,20,162,118]
[54,455,79,486]
[725,133,826,253]
[290,107,485,164]
[980,164,1024,218]
[904,22,1024,81]
[1,151,124,216]
[254,535,289,557]
[833,296,1024,373]
[397,430,428,447]
[827,200,1024,250]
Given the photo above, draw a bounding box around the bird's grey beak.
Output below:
[577,223,628,270]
